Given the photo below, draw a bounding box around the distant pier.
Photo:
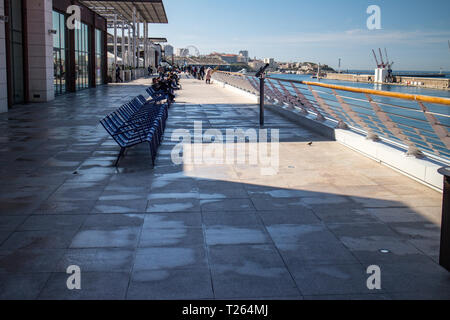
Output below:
[326,73,450,90]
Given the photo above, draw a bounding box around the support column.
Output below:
[121,21,125,67]
[127,25,131,67]
[25,0,54,102]
[144,22,148,70]
[0,1,8,112]
[132,6,137,71]
[113,14,118,82]
[136,17,140,70]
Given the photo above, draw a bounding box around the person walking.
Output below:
[200,66,205,80]
[148,65,153,76]
[205,67,212,84]
[116,65,123,83]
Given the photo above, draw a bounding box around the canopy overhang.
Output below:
[80,0,168,23]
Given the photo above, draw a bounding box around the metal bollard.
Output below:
[255,63,269,127]
[438,167,450,271]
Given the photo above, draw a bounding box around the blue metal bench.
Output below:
[100,96,168,167]
[146,87,169,102]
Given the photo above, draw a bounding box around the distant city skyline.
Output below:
[147,0,450,71]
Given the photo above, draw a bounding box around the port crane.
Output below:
[379,48,385,68]
[372,48,394,83]
[372,49,380,68]
[372,48,394,69]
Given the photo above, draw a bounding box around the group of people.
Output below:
[150,70,181,104]
[115,62,213,95]
[114,63,182,105]
[115,64,178,83]
[185,65,213,84]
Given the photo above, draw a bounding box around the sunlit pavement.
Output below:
[0,76,449,300]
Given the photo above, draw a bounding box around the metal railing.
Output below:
[212,71,450,162]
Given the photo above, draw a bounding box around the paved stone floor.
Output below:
[0,76,449,300]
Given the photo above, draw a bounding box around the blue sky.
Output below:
[147,0,450,71]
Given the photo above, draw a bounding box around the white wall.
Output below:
[0,1,8,113]
[335,129,444,191]
[25,0,54,102]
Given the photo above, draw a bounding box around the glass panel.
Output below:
[95,29,103,85]
[74,22,90,90]
[75,52,79,90]
[53,10,68,95]
[61,50,66,93]
[60,14,65,49]
[12,43,24,102]
[53,12,60,48]
[11,0,22,32]
[10,0,24,104]
[75,25,78,51]
[53,49,59,94]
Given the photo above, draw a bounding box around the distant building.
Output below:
[248,60,266,71]
[300,65,311,72]
[264,58,275,66]
[148,43,163,68]
[239,50,249,58]
[176,48,189,57]
[208,52,239,64]
[220,54,238,64]
[239,50,249,62]
[164,45,174,57]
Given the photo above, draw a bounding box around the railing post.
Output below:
[259,75,265,126]
[438,167,450,271]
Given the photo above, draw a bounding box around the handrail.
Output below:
[268,77,450,105]
[217,71,250,77]
[213,71,450,105]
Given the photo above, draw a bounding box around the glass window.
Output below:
[95,29,104,85]
[53,10,68,95]
[10,0,24,104]
[75,22,90,91]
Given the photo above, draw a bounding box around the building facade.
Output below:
[264,58,275,66]
[0,0,108,113]
[149,43,162,67]
[217,54,237,64]
[163,44,173,57]
[238,50,249,62]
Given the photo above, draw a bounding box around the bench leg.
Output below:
[115,147,126,167]
[149,142,155,169]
